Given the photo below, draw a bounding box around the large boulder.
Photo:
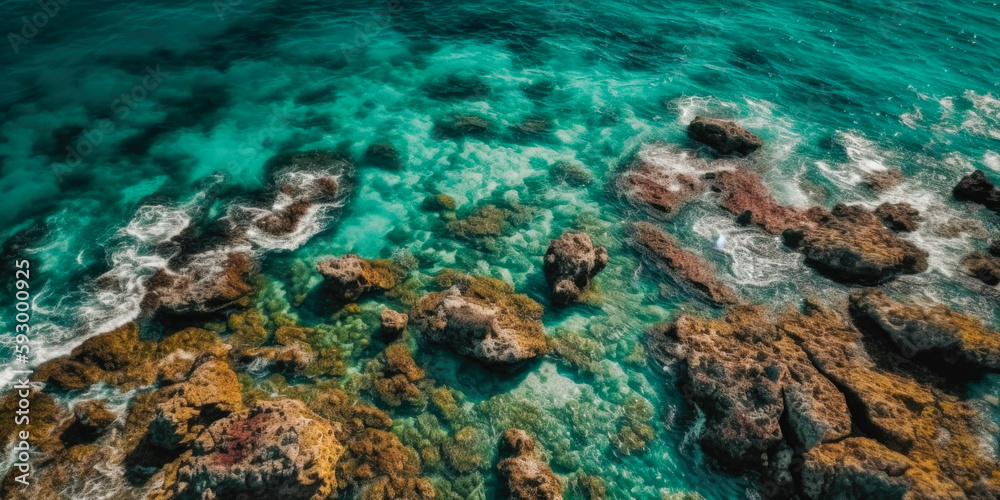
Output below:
[953,170,1000,214]
[687,116,763,156]
[850,289,1000,373]
[411,272,551,365]
[963,242,1000,286]
[497,429,564,500]
[647,306,849,468]
[630,222,739,306]
[782,204,928,285]
[542,232,608,305]
[316,254,403,302]
[170,399,344,500]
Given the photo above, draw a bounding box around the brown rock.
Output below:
[411,271,551,365]
[850,289,1000,372]
[32,358,102,391]
[498,428,564,500]
[617,146,714,216]
[255,198,315,236]
[71,400,117,436]
[368,342,426,407]
[142,252,255,314]
[782,204,929,285]
[801,437,913,500]
[862,170,904,192]
[542,232,608,305]
[687,116,763,156]
[647,305,849,468]
[32,322,155,390]
[630,222,739,306]
[169,399,344,500]
[146,359,244,450]
[316,254,404,302]
[380,308,409,340]
[963,251,1000,286]
[874,202,920,232]
[712,168,807,234]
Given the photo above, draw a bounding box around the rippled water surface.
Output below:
[1,0,999,498]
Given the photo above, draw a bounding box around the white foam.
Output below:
[692,215,803,287]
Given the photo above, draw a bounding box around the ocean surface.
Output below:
[1,0,999,498]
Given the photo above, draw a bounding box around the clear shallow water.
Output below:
[1,0,999,498]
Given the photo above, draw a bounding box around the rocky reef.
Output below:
[617,145,717,216]
[316,254,406,302]
[543,232,608,305]
[411,271,552,364]
[650,296,1000,498]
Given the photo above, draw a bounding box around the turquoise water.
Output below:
[1,0,999,498]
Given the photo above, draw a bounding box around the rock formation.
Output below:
[711,168,807,234]
[630,222,739,306]
[874,202,920,232]
[953,170,1000,214]
[316,254,404,302]
[782,204,928,285]
[617,146,716,216]
[542,232,608,305]
[850,289,1000,373]
[142,251,256,314]
[380,308,409,340]
[168,399,344,500]
[687,116,763,156]
[963,239,1000,286]
[411,271,551,364]
[497,428,564,500]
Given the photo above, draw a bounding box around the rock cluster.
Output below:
[497,428,564,500]
[411,271,552,365]
[649,296,1000,498]
[542,232,608,305]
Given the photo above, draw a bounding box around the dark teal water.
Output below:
[1,0,999,498]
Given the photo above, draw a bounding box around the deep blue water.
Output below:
[1,0,999,498]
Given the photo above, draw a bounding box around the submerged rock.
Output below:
[617,146,715,216]
[712,168,807,234]
[255,151,353,236]
[850,289,1000,372]
[411,271,551,364]
[365,142,403,170]
[874,202,920,232]
[497,428,564,500]
[687,116,763,156]
[953,170,1000,214]
[630,222,739,306]
[550,160,592,187]
[316,254,404,302]
[380,308,409,340]
[543,232,608,305]
[434,114,494,138]
[782,204,928,285]
[169,399,344,500]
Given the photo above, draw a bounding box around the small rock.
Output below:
[874,202,920,232]
[498,429,564,500]
[543,232,608,305]
[380,308,409,340]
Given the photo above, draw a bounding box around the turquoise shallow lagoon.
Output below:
[0,0,999,498]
